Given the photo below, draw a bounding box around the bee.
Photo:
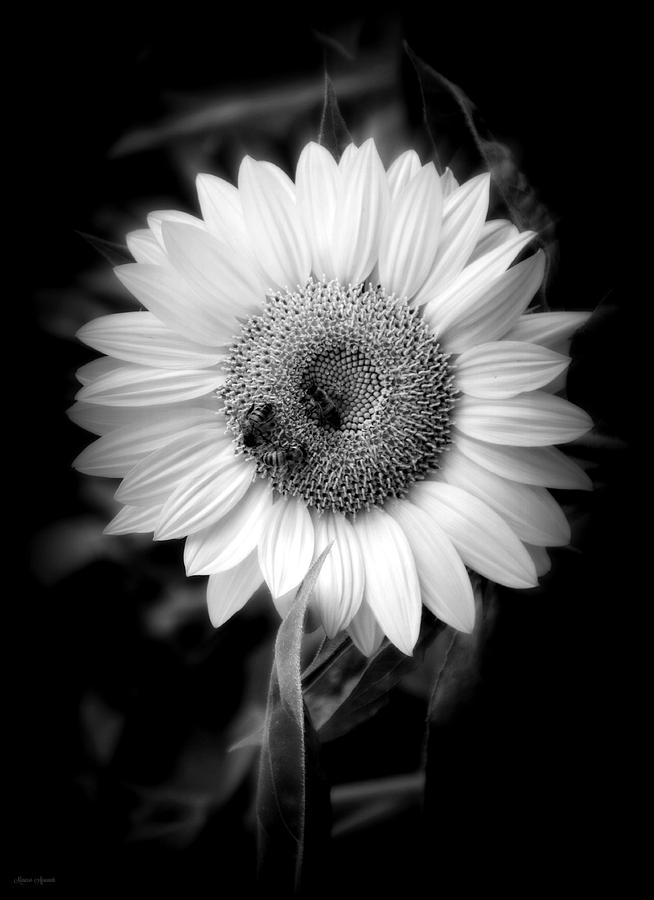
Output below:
[241,402,275,448]
[306,383,341,429]
[261,445,306,470]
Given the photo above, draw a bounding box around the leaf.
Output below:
[304,613,445,742]
[255,545,333,893]
[301,632,352,687]
[77,231,134,266]
[404,43,557,307]
[318,72,352,160]
[231,632,353,753]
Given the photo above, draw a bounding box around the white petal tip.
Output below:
[387,628,419,656]
[75,323,91,344]
[450,610,476,634]
[577,472,594,491]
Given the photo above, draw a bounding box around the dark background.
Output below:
[12,7,636,895]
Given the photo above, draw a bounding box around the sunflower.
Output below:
[69,139,593,656]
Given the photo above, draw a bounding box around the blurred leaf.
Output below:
[35,287,113,339]
[77,231,133,266]
[304,614,445,742]
[311,20,364,62]
[144,583,208,640]
[312,32,355,63]
[31,516,126,585]
[110,62,395,157]
[80,691,124,767]
[256,546,333,893]
[127,724,258,849]
[318,73,352,159]
[568,429,628,453]
[399,626,460,700]
[405,43,557,305]
[422,582,503,837]
[331,772,424,838]
[424,580,498,740]
[228,725,264,753]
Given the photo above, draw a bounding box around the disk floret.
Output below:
[221,278,456,515]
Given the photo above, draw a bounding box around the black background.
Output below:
[13,6,637,895]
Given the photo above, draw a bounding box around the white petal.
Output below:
[352,508,422,655]
[206,550,263,627]
[541,369,568,395]
[184,478,273,575]
[524,543,551,577]
[238,156,310,289]
[312,512,365,638]
[195,174,250,251]
[378,163,443,299]
[116,427,231,506]
[504,311,591,347]
[76,362,224,407]
[385,497,475,633]
[453,432,592,490]
[257,497,315,598]
[73,408,222,478]
[440,450,571,546]
[440,167,459,198]
[456,340,570,399]
[76,312,224,369]
[67,401,119,435]
[386,150,422,200]
[455,392,593,446]
[347,599,384,657]
[126,229,167,265]
[104,504,162,535]
[409,481,538,589]
[161,221,264,318]
[269,585,299,620]
[427,249,545,353]
[295,142,339,279]
[412,174,490,304]
[425,228,536,320]
[155,453,257,540]
[338,143,358,172]
[332,138,390,285]
[147,209,206,247]
[75,357,124,385]
[66,399,221,436]
[114,263,234,346]
[259,160,297,201]
[468,219,518,263]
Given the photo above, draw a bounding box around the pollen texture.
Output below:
[221,279,456,515]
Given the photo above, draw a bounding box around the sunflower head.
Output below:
[71,138,593,656]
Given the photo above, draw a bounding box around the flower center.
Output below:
[221,279,456,515]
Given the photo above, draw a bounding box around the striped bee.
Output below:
[241,402,275,448]
[306,383,341,429]
[261,445,306,470]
